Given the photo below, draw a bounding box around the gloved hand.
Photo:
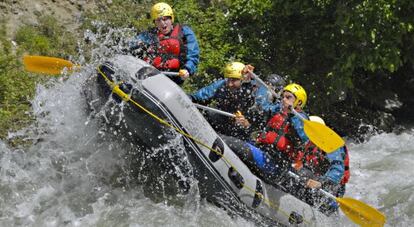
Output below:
[306,179,322,189]
[179,69,190,80]
[234,111,250,128]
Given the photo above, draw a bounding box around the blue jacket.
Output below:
[190,79,275,139]
[190,79,227,103]
[190,79,272,110]
[130,25,200,75]
[323,146,346,184]
[290,111,309,143]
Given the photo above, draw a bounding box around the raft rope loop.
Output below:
[97,66,311,225]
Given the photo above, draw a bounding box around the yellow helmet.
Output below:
[309,116,325,125]
[224,62,245,79]
[283,83,307,108]
[150,2,174,23]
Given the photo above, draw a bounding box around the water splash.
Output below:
[1,22,257,226]
[346,130,414,226]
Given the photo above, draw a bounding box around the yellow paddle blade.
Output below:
[303,120,345,153]
[337,197,386,227]
[23,55,77,75]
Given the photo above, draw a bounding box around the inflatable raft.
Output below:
[84,55,331,226]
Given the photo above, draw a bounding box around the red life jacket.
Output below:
[152,24,186,71]
[294,142,330,177]
[340,146,350,185]
[295,142,350,185]
[256,111,295,158]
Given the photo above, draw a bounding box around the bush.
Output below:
[0,15,79,141]
[15,15,78,58]
[0,46,36,139]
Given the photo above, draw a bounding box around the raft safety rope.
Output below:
[97,66,312,225]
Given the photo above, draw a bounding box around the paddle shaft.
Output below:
[24,55,181,77]
[194,103,236,118]
[162,71,179,76]
[290,107,306,121]
[250,72,278,98]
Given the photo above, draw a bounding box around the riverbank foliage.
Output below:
[0,24,34,139]
[1,0,413,141]
[0,16,78,140]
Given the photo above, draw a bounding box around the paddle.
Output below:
[288,171,386,226]
[23,55,80,75]
[23,55,180,77]
[291,108,345,153]
[248,71,345,153]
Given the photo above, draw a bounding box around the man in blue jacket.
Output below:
[130,2,200,85]
[189,61,270,140]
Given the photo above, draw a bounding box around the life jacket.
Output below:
[340,146,350,185]
[294,142,331,177]
[256,111,294,157]
[295,143,350,185]
[210,83,257,139]
[214,82,256,114]
[151,24,186,71]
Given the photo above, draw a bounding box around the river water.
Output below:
[1,66,413,226]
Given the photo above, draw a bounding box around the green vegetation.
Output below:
[0,16,78,141]
[0,24,35,139]
[82,0,152,29]
[177,0,414,133]
[15,15,78,58]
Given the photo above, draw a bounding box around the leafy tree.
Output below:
[222,0,414,134]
